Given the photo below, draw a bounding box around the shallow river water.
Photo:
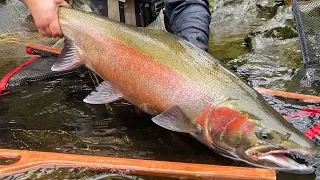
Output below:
[0,0,319,179]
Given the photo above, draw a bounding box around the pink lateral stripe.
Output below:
[0,56,39,94]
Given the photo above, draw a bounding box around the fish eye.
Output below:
[257,128,274,141]
[261,134,269,140]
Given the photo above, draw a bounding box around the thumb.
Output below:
[58,1,69,8]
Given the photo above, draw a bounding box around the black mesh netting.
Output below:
[292,0,320,84]
[4,55,87,90]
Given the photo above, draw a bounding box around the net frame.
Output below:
[292,0,320,84]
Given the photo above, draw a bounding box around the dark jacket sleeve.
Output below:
[164,0,211,51]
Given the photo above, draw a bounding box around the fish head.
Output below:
[194,102,318,174]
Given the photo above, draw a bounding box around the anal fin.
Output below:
[83,81,123,104]
[152,106,202,133]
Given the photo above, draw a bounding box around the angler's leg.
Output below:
[68,0,93,12]
[164,0,212,51]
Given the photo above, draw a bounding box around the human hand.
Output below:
[22,0,69,37]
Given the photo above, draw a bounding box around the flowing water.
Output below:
[0,0,319,179]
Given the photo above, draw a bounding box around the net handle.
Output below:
[0,149,276,180]
[255,88,320,103]
[25,43,62,55]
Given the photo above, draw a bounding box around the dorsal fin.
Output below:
[146,9,166,31]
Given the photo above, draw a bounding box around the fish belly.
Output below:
[81,34,207,117]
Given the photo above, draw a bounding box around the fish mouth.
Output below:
[245,146,315,173]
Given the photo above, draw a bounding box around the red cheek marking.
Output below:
[195,104,215,128]
[195,104,215,144]
[224,115,255,135]
[241,121,255,134]
[195,106,248,133]
[210,107,242,134]
[195,105,255,144]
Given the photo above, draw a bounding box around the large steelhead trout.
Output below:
[52,7,318,173]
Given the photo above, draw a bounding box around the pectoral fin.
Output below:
[51,37,83,71]
[83,81,123,104]
[151,106,202,133]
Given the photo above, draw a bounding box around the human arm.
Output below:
[164,0,211,51]
[20,0,69,37]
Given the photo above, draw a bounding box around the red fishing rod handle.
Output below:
[25,43,61,56]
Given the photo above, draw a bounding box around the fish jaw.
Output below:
[240,123,318,173]
[193,104,318,174]
[244,145,316,173]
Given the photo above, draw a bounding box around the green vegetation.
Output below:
[208,34,249,62]
[263,19,298,40]
[208,0,215,10]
